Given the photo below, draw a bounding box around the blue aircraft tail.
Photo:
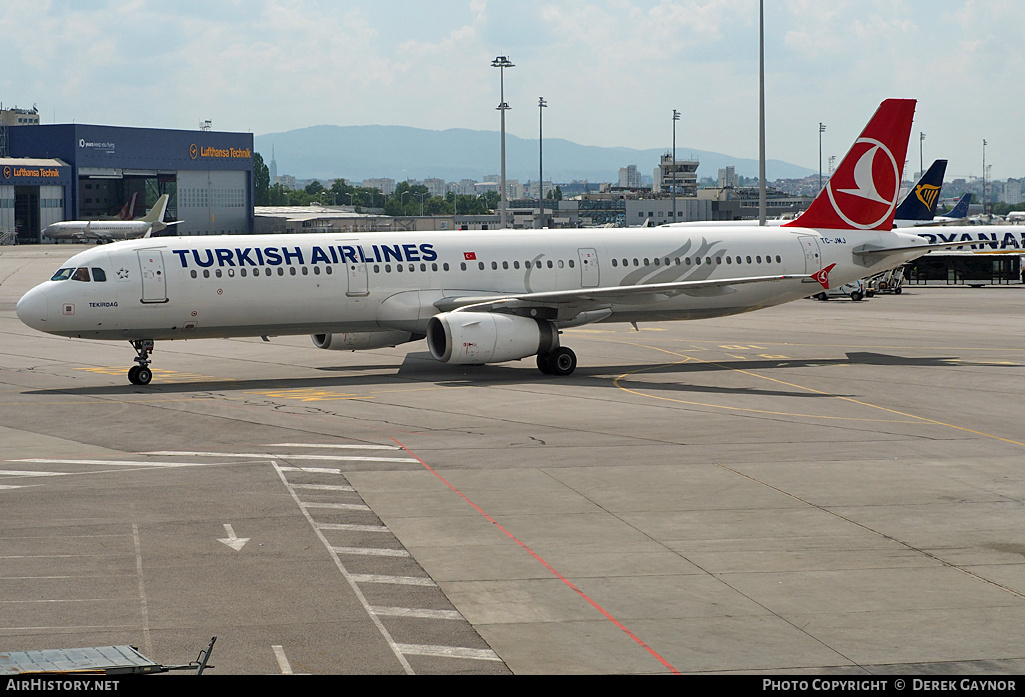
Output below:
[894,159,947,222]
[942,193,972,219]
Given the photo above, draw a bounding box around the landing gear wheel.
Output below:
[128,339,155,386]
[549,347,577,376]
[536,352,554,374]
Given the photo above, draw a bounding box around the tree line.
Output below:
[253,152,500,215]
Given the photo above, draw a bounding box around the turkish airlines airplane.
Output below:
[42,194,177,242]
[18,98,943,385]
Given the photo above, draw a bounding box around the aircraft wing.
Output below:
[435,273,804,321]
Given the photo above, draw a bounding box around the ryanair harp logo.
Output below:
[915,184,940,210]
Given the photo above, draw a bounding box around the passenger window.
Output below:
[72,267,91,282]
[91,268,107,282]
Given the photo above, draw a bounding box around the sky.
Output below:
[3,0,1021,180]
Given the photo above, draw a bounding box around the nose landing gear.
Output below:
[128,339,154,385]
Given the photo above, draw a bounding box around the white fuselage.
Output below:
[43,220,155,241]
[17,226,926,344]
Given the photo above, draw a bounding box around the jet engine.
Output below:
[427,312,558,365]
[312,331,416,351]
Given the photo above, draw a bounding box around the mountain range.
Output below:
[254,125,815,185]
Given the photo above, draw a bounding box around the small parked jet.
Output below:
[42,194,177,242]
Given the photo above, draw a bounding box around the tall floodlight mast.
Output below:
[491,56,515,228]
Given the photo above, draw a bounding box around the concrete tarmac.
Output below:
[2,244,1024,675]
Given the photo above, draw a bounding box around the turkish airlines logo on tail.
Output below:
[826,138,900,229]
[812,263,837,290]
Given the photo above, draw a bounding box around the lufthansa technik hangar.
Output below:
[7,124,254,242]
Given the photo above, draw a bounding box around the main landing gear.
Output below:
[536,347,577,376]
[128,339,154,385]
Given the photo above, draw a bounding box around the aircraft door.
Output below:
[137,250,168,303]
[797,236,822,273]
[338,239,369,297]
[578,248,599,287]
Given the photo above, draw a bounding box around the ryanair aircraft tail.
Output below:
[894,159,947,223]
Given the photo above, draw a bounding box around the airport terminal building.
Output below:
[5,124,254,242]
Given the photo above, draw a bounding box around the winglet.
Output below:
[811,263,837,290]
[785,99,916,231]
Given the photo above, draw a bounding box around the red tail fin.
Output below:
[784,99,916,231]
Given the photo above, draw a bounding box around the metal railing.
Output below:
[0,228,16,246]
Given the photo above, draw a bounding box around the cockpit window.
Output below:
[92,268,107,282]
[72,267,91,282]
[50,268,75,281]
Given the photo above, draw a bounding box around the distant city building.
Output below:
[619,165,641,188]
[269,145,278,182]
[0,105,41,157]
[717,166,738,189]
[1005,178,1022,205]
[449,179,477,196]
[0,106,40,126]
[422,177,446,198]
[362,177,396,195]
[275,174,297,189]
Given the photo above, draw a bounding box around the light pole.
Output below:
[672,109,680,222]
[919,132,926,178]
[538,96,547,228]
[491,56,514,228]
[982,139,988,215]
[758,0,766,226]
[416,192,426,217]
[818,123,826,191]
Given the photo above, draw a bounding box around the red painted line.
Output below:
[392,438,681,675]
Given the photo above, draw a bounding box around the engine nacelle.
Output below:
[427,312,558,365]
[312,330,415,351]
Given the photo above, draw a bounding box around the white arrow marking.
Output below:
[218,524,249,551]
